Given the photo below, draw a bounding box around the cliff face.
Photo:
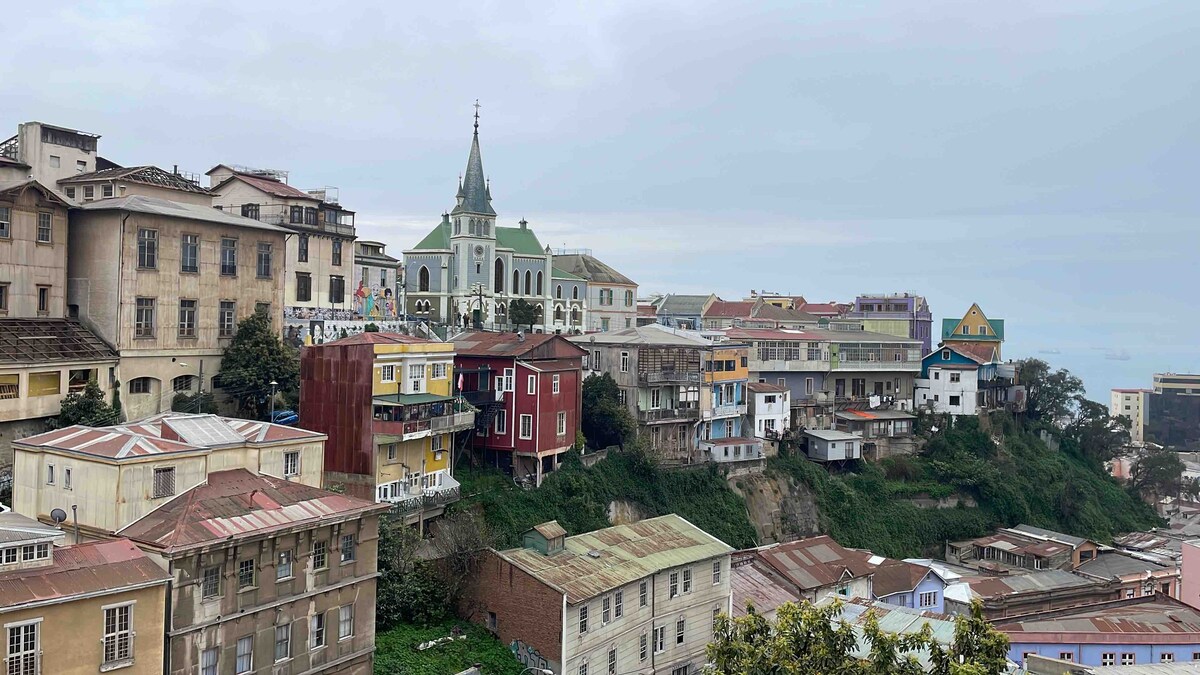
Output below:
[728,472,822,544]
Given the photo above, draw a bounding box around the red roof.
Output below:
[0,539,168,610]
[223,172,318,201]
[751,536,876,590]
[637,305,657,317]
[871,559,936,597]
[940,342,997,364]
[797,302,843,316]
[450,331,586,359]
[118,469,387,554]
[317,332,434,346]
[704,301,756,318]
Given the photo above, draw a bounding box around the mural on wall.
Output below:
[354,280,397,320]
[282,319,425,347]
[510,639,553,671]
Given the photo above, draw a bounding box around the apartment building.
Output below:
[69,196,287,419]
[747,382,790,450]
[119,468,387,675]
[1146,373,1200,447]
[466,515,733,675]
[845,293,933,354]
[0,121,102,189]
[12,413,326,541]
[0,515,170,675]
[450,332,586,484]
[572,325,711,464]
[1110,388,1151,445]
[699,343,762,463]
[551,250,637,332]
[299,332,473,526]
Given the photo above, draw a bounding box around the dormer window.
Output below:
[942,349,951,361]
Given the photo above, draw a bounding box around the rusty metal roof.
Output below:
[0,319,118,364]
[749,536,877,591]
[872,559,939,598]
[531,521,567,539]
[117,469,387,554]
[995,595,1200,637]
[731,559,801,617]
[16,425,202,458]
[497,514,732,604]
[0,538,168,612]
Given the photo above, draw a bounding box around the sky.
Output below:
[4,0,1198,399]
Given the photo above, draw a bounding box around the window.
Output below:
[494,410,507,435]
[274,624,291,662]
[331,239,344,266]
[7,622,38,675]
[949,372,961,383]
[102,184,114,198]
[579,605,589,633]
[312,613,327,649]
[238,558,255,589]
[418,266,430,292]
[129,377,153,395]
[712,560,722,584]
[381,365,396,383]
[201,647,218,675]
[591,350,601,370]
[1121,653,1136,665]
[137,228,158,268]
[84,185,94,199]
[432,363,448,379]
[713,607,721,631]
[552,374,561,394]
[49,155,61,168]
[919,591,937,608]
[640,633,648,661]
[236,635,253,674]
[296,272,312,302]
[608,647,616,674]
[64,468,72,490]
[602,596,611,623]
[640,580,648,606]
[340,534,356,562]
[218,301,237,338]
[653,626,665,653]
[181,234,199,273]
[276,549,294,580]
[527,374,536,395]
[63,186,77,199]
[408,364,425,393]
[330,275,345,304]
[651,388,662,409]
[46,464,55,485]
[0,206,9,238]
[1162,653,1176,663]
[579,665,588,675]
[135,297,156,338]
[0,283,7,315]
[338,605,354,640]
[178,299,197,338]
[557,411,567,436]
[35,212,52,243]
[669,571,679,597]
[949,396,961,407]
[290,205,303,224]
[202,566,221,598]
[671,667,689,675]
[313,540,328,570]
[682,567,692,593]
[152,466,175,498]
[1101,653,1115,666]
[676,617,685,644]
[304,207,317,225]
[615,590,623,618]
[241,203,260,220]
[102,604,133,666]
[941,349,951,361]
[284,451,300,477]
[220,238,238,275]
[519,414,533,440]
[256,242,272,278]
[620,351,630,373]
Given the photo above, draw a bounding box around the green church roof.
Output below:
[408,220,547,257]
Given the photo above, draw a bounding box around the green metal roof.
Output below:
[408,221,546,257]
[941,317,1004,341]
[551,266,584,281]
[372,393,454,406]
[411,221,451,251]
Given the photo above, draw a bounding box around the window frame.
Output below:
[519,414,534,440]
[180,233,200,273]
[152,466,175,498]
[178,299,198,338]
[236,635,253,674]
[36,212,52,243]
[101,603,134,668]
[137,228,158,269]
[338,604,354,641]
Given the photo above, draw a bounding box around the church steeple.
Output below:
[451,100,496,217]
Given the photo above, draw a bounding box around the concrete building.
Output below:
[549,266,588,331]
[1,180,71,319]
[1147,374,1200,448]
[0,515,170,675]
[299,332,473,525]
[654,294,718,330]
[69,195,288,420]
[12,412,326,542]
[747,382,790,450]
[1075,551,1179,600]
[552,250,637,332]
[1111,388,1151,445]
[944,570,1117,620]
[803,429,862,462]
[119,468,388,675]
[845,294,934,355]
[0,121,102,189]
[58,164,213,206]
[698,342,759,463]
[464,515,733,675]
[404,116,571,333]
[208,165,361,344]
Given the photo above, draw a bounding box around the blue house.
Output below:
[655,293,717,330]
[872,560,948,614]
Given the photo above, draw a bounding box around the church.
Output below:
[403,113,586,332]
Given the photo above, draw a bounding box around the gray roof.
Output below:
[657,294,714,316]
[0,319,118,365]
[1076,551,1171,580]
[805,429,861,442]
[77,195,291,233]
[552,253,636,286]
[1008,524,1089,548]
[569,323,711,347]
[0,512,66,545]
[450,126,495,217]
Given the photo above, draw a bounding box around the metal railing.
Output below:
[638,371,702,384]
[431,411,476,432]
[387,486,461,515]
[704,403,747,419]
[638,407,700,423]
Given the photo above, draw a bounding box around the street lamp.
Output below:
[269,380,279,420]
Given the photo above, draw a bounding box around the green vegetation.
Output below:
[374,620,524,675]
[53,378,120,427]
[581,373,635,449]
[454,448,758,549]
[215,307,299,419]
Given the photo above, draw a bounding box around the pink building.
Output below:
[1181,540,1200,610]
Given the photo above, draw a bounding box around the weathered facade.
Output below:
[551,251,637,332]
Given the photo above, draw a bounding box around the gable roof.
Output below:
[0,179,72,207]
[451,331,586,359]
[942,303,1005,341]
[212,171,318,201]
[551,254,636,286]
[656,294,716,317]
[58,165,212,194]
[407,220,546,256]
[704,301,755,318]
[118,469,386,554]
[871,560,940,597]
[77,195,291,234]
[924,343,989,366]
[550,266,584,281]
[0,319,117,365]
[0,538,169,611]
[747,382,788,394]
[751,535,876,591]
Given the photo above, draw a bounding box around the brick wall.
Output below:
[463,551,563,671]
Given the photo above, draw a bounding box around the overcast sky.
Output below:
[5,1,1198,397]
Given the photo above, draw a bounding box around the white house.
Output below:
[915,362,979,415]
[804,429,862,462]
[748,382,790,441]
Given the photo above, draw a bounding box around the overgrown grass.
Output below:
[374,620,525,675]
[453,449,759,549]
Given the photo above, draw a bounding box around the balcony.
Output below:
[832,359,920,372]
[703,403,748,419]
[461,388,503,407]
[378,473,462,515]
[638,407,700,423]
[638,371,702,385]
[373,395,476,441]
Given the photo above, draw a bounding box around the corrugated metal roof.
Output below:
[996,595,1200,636]
[731,560,801,617]
[0,512,65,545]
[814,597,962,669]
[497,514,732,604]
[77,195,291,234]
[551,254,636,286]
[964,569,1098,598]
[0,538,168,611]
[751,536,876,591]
[0,319,118,364]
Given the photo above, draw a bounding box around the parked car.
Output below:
[271,410,299,426]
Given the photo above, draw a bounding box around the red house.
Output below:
[450,332,586,484]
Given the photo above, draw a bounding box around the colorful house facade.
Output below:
[700,343,762,462]
[941,303,1005,361]
[845,294,933,354]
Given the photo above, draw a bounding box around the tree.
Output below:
[216,308,300,420]
[708,599,1009,675]
[53,379,120,427]
[1018,358,1084,425]
[1130,446,1200,503]
[1065,398,1130,465]
[376,516,449,628]
[508,298,537,330]
[581,373,636,449]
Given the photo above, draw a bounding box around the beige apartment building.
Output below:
[68,196,287,419]
[1110,388,1151,445]
[0,121,102,189]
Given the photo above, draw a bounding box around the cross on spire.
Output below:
[473,99,481,133]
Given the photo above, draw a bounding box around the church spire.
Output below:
[452,100,495,217]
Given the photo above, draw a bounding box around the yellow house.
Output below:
[0,512,170,675]
[941,303,1005,361]
[12,413,327,541]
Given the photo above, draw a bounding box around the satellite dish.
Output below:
[50,508,67,525]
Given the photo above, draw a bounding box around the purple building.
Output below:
[846,294,933,354]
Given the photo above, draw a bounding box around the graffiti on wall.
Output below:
[354,281,396,320]
[282,316,426,347]
[510,639,552,671]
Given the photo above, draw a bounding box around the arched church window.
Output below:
[418,266,430,292]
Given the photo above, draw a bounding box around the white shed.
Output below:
[804,429,862,462]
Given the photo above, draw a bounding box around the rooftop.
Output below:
[835,409,917,421]
[872,559,940,597]
[58,165,211,194]
[814,597,960,668]
[313,331,437,347]
[995,595,1200,639]
[212,170,319,201]
[730,558,801,617]
[747,382,789,394]
[722,326,921,345]
[451,331,585,358]
[748,536,875,591]
[118,469,387,553]
[961,569,1099,599]
[551,253,636,286]
[0,512,66,546]
[570,323,712,348]
[655,294,715,316]
[77,195,291,234]
[0,538,169,611]
[1076,551,1173,580]
[804,429,861,442]
[0,319,118,365]
[496,514,732,604]
[410,218,546,256]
